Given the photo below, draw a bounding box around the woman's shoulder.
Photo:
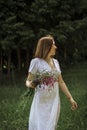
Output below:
[31,57,38,61]
[53,58,59,63]
[30,58,41,63]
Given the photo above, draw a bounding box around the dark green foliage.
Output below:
[0,0,87,75]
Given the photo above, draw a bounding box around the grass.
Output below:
[58,62,87,130]
[0,62,87,130]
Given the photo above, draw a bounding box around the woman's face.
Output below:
[48,41,57,57]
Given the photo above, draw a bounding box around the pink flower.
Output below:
[32,71,58,88]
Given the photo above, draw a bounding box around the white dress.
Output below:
[28,58,61,130]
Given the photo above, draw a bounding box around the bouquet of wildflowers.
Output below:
[17,71,58,111]
[31,70,58,88]
[25,70,58,97]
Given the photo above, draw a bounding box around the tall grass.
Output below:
[0,62,87,130]
[57,62,87,130]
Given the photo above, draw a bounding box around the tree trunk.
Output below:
[17,48,21,71]
[64,46,67,61]
[26,48,29,70]
[7,51,11,76]
[0,51,3,75]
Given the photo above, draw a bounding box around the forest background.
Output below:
[0,0,87,130]
[0,0,87,76]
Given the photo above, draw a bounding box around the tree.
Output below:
[0,0,87,76]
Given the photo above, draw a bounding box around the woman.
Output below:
[26,35,78,130]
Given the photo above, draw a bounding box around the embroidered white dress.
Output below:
[28,58,61,130]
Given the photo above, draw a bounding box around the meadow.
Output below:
[0,62,87,130]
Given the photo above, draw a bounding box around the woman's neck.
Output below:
[45,56,55,69]
[45,57,52,63]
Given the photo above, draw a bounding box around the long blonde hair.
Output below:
[35,35,54,59]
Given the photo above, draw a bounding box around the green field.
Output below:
[0,62,87,130]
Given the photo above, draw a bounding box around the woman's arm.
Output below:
[58,74,78,110]
[25,73,35,88]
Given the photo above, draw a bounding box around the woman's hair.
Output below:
[35,35,54,59]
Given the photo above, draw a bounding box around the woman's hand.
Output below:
[25,80,35,88]
[69,98,78,110]
[58,74,78,111]
[26,73,35,88]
